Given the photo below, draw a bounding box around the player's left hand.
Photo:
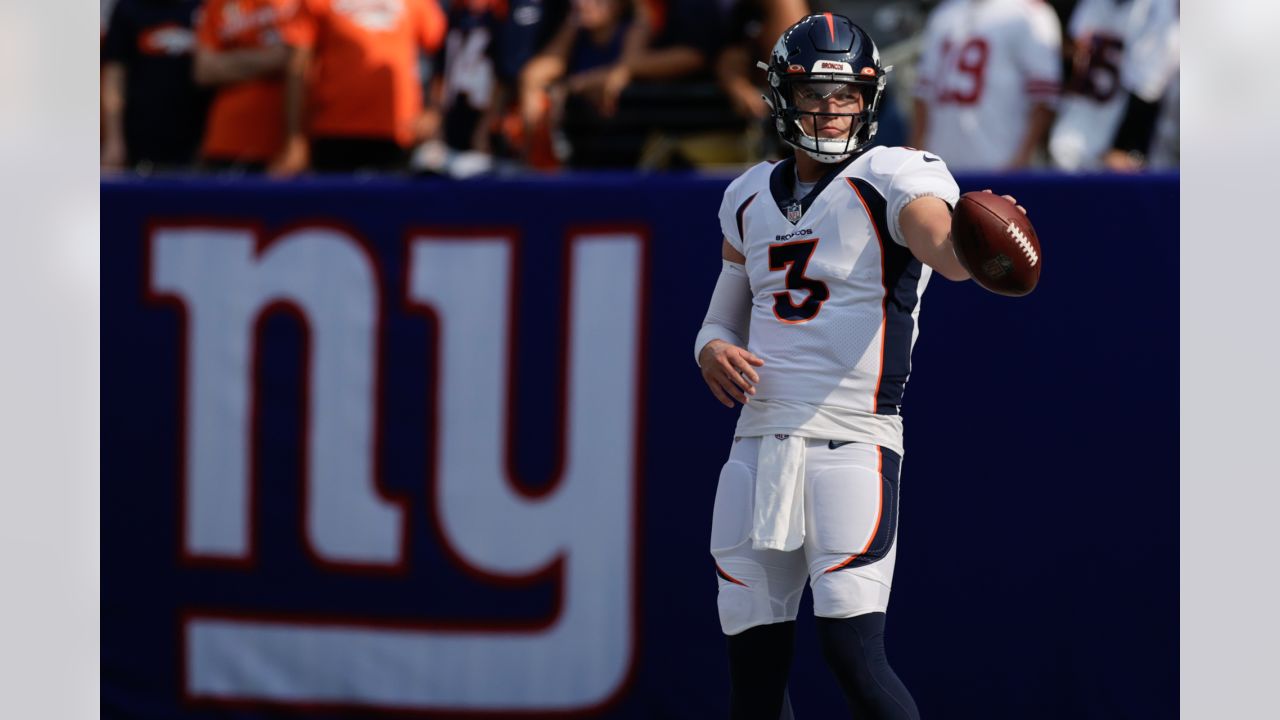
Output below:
[981,188,1028,216]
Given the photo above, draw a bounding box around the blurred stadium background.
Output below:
[101,0,1178,717]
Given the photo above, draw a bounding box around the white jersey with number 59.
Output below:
[914,0,1063,170]
[716,146,960,455]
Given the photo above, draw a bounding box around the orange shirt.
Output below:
[197,0,299,162]
[285,0,446,146]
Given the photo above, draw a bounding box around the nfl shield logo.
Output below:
[784,201,802,224]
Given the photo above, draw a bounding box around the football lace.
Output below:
[1006,222,1038,266]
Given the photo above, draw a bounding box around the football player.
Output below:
[695,13,1025,719]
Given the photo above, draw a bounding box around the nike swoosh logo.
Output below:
[828,440,855,450]
[922,154,940,162]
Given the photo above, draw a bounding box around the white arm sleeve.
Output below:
[694,260,752,366]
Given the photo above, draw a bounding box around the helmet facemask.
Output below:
[773,78,880,163]
[759,12,891,164]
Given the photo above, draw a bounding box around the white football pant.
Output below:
[710,436,903,635]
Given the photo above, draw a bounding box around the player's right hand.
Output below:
[699,340,764,408]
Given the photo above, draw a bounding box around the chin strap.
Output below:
[792,116,862,163]
[802,148,853,164]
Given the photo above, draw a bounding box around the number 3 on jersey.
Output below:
[769,239,829,323]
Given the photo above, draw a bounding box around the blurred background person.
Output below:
[1048,0,1180,173]
[715,0,785,125]
[497,0,572,84]
[102,0,118,149]
[518,0,652,168]
[101,0,210,172]
[272,0,447,175]
[413,0,522,177]
[194,0,298,172]
[618,0,743,170]
[437,0,505,152]
[102,0,120,38]
[97,0,1177,178]
[1102,0,1178,172]
[519,0,726,169]
[712,0,808,162]
[910,0,1062,171]
[488,0,572,168]
[1049,0,1131,171]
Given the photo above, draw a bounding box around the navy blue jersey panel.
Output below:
[849,177,920,415]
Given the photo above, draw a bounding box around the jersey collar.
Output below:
[767,147,869,225]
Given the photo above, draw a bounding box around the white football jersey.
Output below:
[1050,0,1178,170]
[1049,0,1132,170]
[1119,0,1178,103]
[1122,0,1179,167]
[716,146,961,455]
[914,0,1063,170]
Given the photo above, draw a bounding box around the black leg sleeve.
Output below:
[1111,90,1162,157]
[816,613,920,720]
[727,621,797,720]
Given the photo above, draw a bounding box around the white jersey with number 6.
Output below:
[1050,0,1179,171]
[914,0,1063,170]
[716,146,960,455]
[1049,0,1133,170]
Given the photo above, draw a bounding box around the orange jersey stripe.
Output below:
[716,563,749,587]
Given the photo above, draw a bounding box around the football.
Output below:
[950,191,1042,296]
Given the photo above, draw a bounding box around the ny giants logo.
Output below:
[147,222,647,713]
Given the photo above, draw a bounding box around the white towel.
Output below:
[751,434,807,551]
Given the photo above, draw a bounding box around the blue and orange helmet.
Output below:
[760,13,889,162]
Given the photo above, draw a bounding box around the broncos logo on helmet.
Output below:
[758,13,891,163]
